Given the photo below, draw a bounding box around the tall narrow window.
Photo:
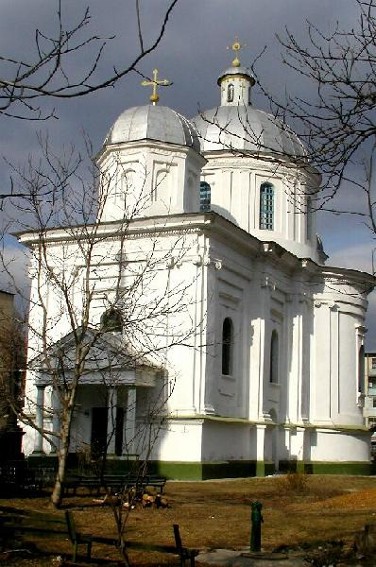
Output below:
[227,83,234,102]
[306,196,312,241]
[200,181,211,212]
[222,317,233,375]
[358,345,365,393]
[260,182,274,230]
[270,330,279,383]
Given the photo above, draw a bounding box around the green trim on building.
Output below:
[303,462,373,475]
[149,460,374,479]
[148,460,258,480]
[26,454,374,479]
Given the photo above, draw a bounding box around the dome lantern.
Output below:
[217,38,256,107]
[192,37,304,157]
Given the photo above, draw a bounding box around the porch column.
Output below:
[50,389,61,454]
[125,386,136,455]
[33,384,46,454]
[107,387,117,456]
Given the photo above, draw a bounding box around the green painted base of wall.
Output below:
[148,460,259,480]
[303,462,374,475]
[26,455,375,479]
[279,460,374,476]
[125,460,373,479]
[255,462,275,477]
[148,460,374,479]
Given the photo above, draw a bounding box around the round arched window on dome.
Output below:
[200,181,211,212]
[227,84,234,103]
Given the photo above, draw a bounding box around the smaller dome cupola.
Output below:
[191,42,321,264]
[217,39,255,107]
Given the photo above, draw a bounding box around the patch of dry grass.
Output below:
[1,474,376,565]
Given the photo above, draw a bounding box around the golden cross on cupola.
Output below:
[227,37,246,67]
[141,68,171,105]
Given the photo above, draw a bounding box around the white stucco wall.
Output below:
[200,155,321,262]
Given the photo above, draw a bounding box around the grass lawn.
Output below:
[1,473,376,565]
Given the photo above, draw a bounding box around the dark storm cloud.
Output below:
[1,0,374,342]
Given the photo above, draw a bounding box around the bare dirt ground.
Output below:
[1,474,376,566]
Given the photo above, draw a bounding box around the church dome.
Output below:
[192,105,305,157]
[104,105,200,152]
[191,41,304,158]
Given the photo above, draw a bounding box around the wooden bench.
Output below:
[143,475,167,493]
[119,523,198,567]
[0,508,198,565]
[0,509,68,550]
[62,473,167,497]
[65,510,118,562]
[122,474,167,494]
[65,510,198,565]
[62,475,102,496]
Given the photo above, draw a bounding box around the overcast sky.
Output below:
[1,0,375,345]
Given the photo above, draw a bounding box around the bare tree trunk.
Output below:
[51,444,68,508]
[51,393,75,508]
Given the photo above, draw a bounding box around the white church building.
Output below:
[19,45,375,478]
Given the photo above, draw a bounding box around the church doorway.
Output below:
[91,407,108,459]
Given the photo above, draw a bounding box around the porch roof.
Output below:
[30,327,163,388]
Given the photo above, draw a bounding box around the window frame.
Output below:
[358,345,365,393]
[269,329,279,384]
[100,308,123,333]
[260,182,274,230]
[221,317,234,376]
[199,181,211,212]
[227,83,234,103]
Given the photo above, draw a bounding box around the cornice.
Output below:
[16,212,375,294]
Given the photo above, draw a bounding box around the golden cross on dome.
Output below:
[227,37,246,67]
[141,69,171,105]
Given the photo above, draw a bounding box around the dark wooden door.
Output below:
[91,407,108,459]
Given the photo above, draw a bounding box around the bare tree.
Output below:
[0,0,179,121]
[0,0,179,206]
[2,138,201,527]
[0,293,25,464]
[261,0,376,223]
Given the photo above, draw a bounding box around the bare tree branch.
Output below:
[0,0,179,120]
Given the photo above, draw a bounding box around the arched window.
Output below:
[200,181,211,212]
[358,344,365,393]
[270,330,279,383]
[306,196,312,241]
[227,83,234,103]
[100,308,123,333]
[222,317,233,375]
[260,182,274,230]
